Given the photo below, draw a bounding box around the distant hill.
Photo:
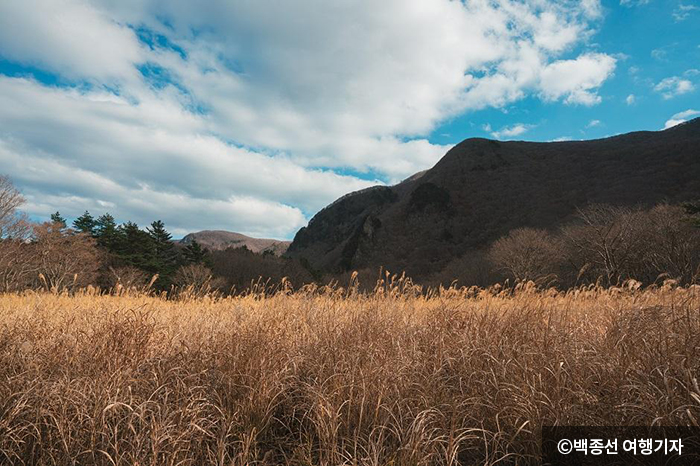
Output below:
[180,230,290,256]
[287,118,700,280]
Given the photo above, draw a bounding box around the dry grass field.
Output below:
[1,278,699,465]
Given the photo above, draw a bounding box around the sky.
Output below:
[0,0,698,239]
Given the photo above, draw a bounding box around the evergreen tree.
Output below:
[73,211,96,235]
[147,220,178,287]
[94,213,120,250]
[115,222,155,270]
[50,212,66,228]
[183,239,209,265]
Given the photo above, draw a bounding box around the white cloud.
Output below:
[663,109,700,129]
[620,0,651,6]
[539,53,616,105]
[586,119,602,128]
[0,0,142,82]
[654,76,695,99]
[673,3,699,21]
[491,124,533,140]
[626,94,636,105]
[651,48,668,61]
[0,77,373,238]
[0,0,614,236]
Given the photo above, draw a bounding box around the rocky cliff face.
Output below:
[286,119,700,279]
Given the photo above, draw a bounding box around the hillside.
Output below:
[180,230,290,256]
[287,118,700,280]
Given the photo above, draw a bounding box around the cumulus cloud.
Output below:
[0,0,614,237]
[626,94,636,105]
[0,0,142,82]
[491,124,533,140]
[654,76,695,99]
[0,77,373,237]
[586,119,602,128]
[663,109,700,129]
[539,53,616,105]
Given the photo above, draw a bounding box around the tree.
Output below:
[50,212,67,228]
[94,213,120,250]
[73,211,96,236]
[147,220,178,288]
[635,204,700,284]
[30,222,100,292]
[0,176,33,291]
[488,227,563,283]
[115,222,155,270]
[172,264,223,298]
[183,239,209,265]
[0,175,29,239]
[560,204,645,286]
[682,201,700,228]
[0,238,36,292]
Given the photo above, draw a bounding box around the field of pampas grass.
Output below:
[1,278,699,465]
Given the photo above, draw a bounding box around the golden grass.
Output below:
[1,280,699,465]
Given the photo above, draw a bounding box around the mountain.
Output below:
[180,230,290,256]
[287,118,700,280]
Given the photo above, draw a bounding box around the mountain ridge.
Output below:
[287,118,700,280]
[180,230,290,256]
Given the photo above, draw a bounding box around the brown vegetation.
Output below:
[0,223,100,293]
[0,280,699,465]
[487,204,700,288]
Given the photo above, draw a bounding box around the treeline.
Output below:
[3,174,700,294]
[0,208,213,293]
[0,175,314,294]
[49,210,212,289]
[436,202,700,288]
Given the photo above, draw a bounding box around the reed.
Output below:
[0,279,698,465]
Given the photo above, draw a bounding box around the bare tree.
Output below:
[0,175,35,291]
[108,266,149,291]
[636,204,700,284]
[173,264,224,298]
[488,227,563,283]
[561,204,646,286]
[0,175,30,239]
[30,223,100,292]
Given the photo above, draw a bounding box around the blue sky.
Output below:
[0,0,698,239]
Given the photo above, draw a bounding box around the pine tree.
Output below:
[73,211,96,235]
[147,220,178,288]
[115,222,155,270]
[183,239,209,265]
[50,212,66,228]
[95,213,119,251]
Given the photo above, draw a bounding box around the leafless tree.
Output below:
[0,175,30,239]
[488,227,563,283]
[636,204,700,284]
[108,266,149,291]
[30,223,100,292]
[561,204,646,286]
[0,175,35,291]
[173,264,224,297]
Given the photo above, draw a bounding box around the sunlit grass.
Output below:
[1,278,699,465]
